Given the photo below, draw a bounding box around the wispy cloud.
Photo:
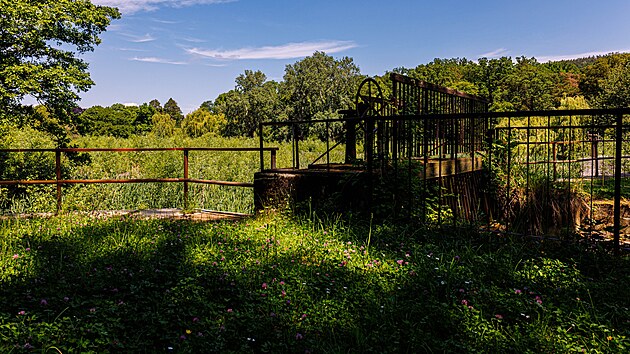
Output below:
[477,48,510,59]
[186,40,358,60]
[131,56,188,65]
[151,18,180,24]
[537,49,630,62]
[92,1,236,14]
[121,33,157,43]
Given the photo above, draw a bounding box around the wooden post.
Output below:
[183,149,189,210]
[56,149,62,213]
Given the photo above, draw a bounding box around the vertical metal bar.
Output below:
[183,149,189,210]
[270,149,277,170]
[56,149,61,213]
[259,123,264,171]
[613,113,622,254]
[526,115,531,235]
[326,121,330,171]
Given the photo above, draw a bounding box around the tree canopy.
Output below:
[0,0,120,116]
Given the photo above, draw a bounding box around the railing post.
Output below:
[613,113,622,254]
[56,149,62,214]
[270,149,277,170]
[259,123,264,171]
[183,149,189,210]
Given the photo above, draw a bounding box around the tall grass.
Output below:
[1,131,346,214]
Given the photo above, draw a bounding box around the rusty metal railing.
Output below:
[0,147,278,213]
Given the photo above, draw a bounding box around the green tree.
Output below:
[282,52,362,122]
[163,98,183,125]
[77,104,137,138]
[151,112,175,138]
[0,0,119,127]
[498,57,555,111]
[149,99,163,112]
[215,70,283,137]
[181,108,226,138]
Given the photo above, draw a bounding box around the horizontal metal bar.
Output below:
[264,108,630,127]
[0,147,279,153]
[0,178,253,187]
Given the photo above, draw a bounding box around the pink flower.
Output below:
[192,317,200,322]
[461,299,468,306]
[495,314,503,320]
[262,282,268,289]
[12,254,19,259]
[295,333,303,340]
[514,289,522,294]
[396,259,404,265]
[535,296,543,305]
[227,308,233,313]
[279,281,285,286]
[40,299,48,306]
[18,310,26,315]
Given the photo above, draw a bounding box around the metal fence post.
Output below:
[183,149,189,210]
[56,149,62,213]
[613,113,622,254]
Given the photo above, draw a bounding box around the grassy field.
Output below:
[0,212,627,353]
[1,132,347,214]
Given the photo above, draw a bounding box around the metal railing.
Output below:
[1,146,278,213]
[258,108,630,252]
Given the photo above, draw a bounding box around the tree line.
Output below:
[2,2,630,145]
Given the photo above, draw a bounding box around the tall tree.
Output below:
[214,70,282,137]
[148,99,163,112]
[163,98,183,125]
[0,0,120,124]
[282,52,362,122]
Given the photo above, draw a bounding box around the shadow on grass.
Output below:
[0,214,628,352]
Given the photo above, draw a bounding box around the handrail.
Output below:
[0,146,279,213]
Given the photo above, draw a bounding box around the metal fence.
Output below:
[0,147,278,214]
[258,108,630,252]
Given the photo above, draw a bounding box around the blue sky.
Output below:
[83,0,630,113]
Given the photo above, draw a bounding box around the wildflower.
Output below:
[13,254,19,259]
[40,299,48,306]
[63,296,70,302]
[454,255,460,261]
[281,290,286,297]
[192,317,199,323]
[607,336,613,341]
[89,307,96,313]
[262,282,268,289]
[186,329,192,335]
[25,248,30,252]
[18,310,26,315]
[461,299,468,306]
[180,335,186,340]
[301,313,307,320]
[396,259,404,265]
[279,281,285,286]
[535,296,543,305]
[495,314,503,320]
[296,333,303,340]
[227,308,233,313]
[514,289,522,294]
